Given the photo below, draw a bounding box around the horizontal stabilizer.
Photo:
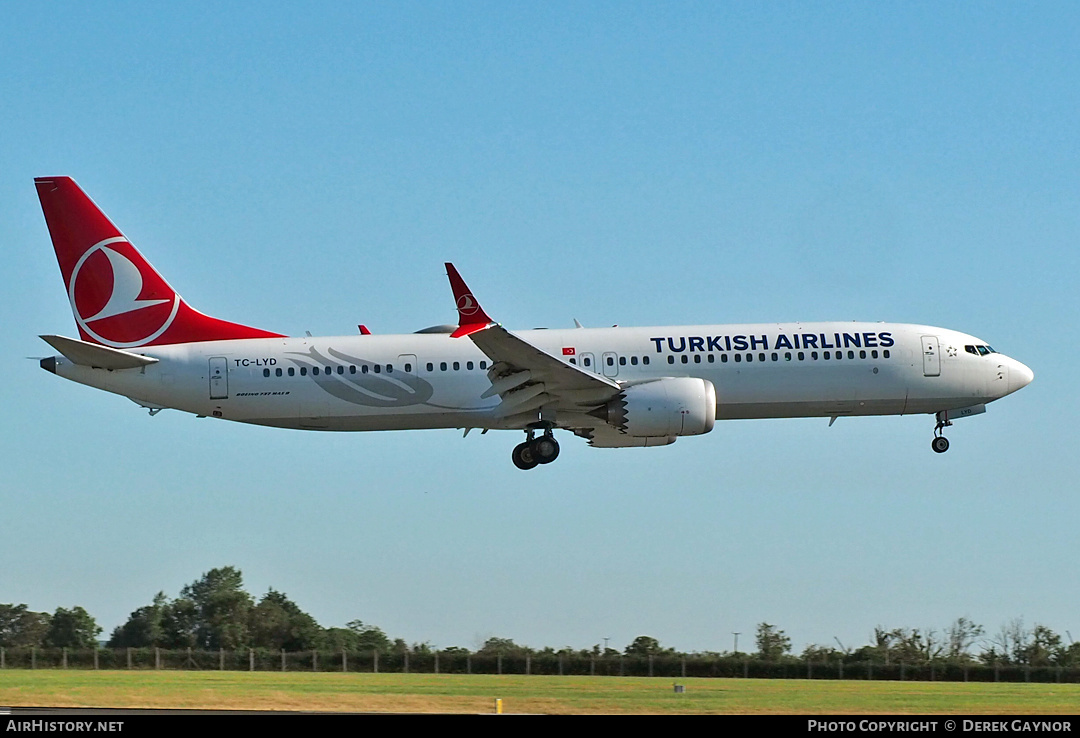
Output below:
[40,334,159,370]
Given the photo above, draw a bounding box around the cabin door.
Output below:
[209,357,229,399]
[921,336,941,377]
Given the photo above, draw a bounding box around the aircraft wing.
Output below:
[445,264,620,424]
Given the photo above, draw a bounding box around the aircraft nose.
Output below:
[1009,359,1034,394]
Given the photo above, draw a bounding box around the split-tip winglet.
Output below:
[445,263,494,338]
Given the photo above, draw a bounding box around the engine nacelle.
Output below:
[593,377,716,438]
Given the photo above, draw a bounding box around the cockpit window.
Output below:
[967,344,998,356]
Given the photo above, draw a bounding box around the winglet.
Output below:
[445,263,494,338]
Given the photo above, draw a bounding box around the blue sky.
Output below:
[2,2,1077,654]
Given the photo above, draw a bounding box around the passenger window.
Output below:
[630,356,638,366]
[440,362,447,371]
[606,357,614,366]
[373,365,381,373]
[387,365,393,373]
[453,362,460,371]
[480,361,488,369]
[619,356,626,366]
[797,352,804,361]
[337,366,344,375]
[312,367,320,376]
[871,350,878,359]
[427,362,434,372]
[362,365,369,374]
[694,354,701,363]
[680,355,688,364]
[759,353,766,362]
[721,354,729,363]
[785,352,792,361]
[300,367,307,376]
[288,367,295,376]
[570,358,576,365]
[707,355,714,363]
[584,357,592,367]
[405,363,412,373]
[350,365,356,374]
[811,352,818,360]
[467,361,473,370]
[263,368,270,377]
[883,350,891,359]
[642,356,650,365]
[859,350,866,359]
[734,354,741,363]
[276,368,282,377]
[667,356,674,365]
[771,353,778,361]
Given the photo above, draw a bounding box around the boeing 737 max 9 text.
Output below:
[34,177,1033,469]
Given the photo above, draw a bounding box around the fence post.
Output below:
[127,648,132,670]
[249,648,254,672]
[373,649,378,674]
[62,647,67,669]
[94,648,99,671]
[312,650,317,672]
[155,647,161,670]
[807,659,812,679]
[648,654,654,678]
[497,654,502,676]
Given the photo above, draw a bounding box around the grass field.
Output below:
[1,671,1078,714]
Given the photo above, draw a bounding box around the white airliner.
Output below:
[35,177,1033,469]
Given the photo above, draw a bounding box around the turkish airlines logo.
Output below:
[68,237,180,348]
[456,293,480,317]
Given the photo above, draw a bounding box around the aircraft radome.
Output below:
[35,177,1033,469]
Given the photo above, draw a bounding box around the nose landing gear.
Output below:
[511,429,561,470]
[932,411,952,453]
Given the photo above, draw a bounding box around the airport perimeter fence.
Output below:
[2,647,1079,683]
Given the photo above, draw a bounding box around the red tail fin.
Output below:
[35,177,283,348]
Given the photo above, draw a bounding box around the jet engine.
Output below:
[590,377,716,439]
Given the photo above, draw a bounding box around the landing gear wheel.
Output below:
[512,441,539,470]
[931,436,950,454]
[532,435,560,464]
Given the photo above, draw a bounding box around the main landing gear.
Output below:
[932,411,952,454]
[512,429,561,470]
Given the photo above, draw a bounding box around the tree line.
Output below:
[3,567,1077,669]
